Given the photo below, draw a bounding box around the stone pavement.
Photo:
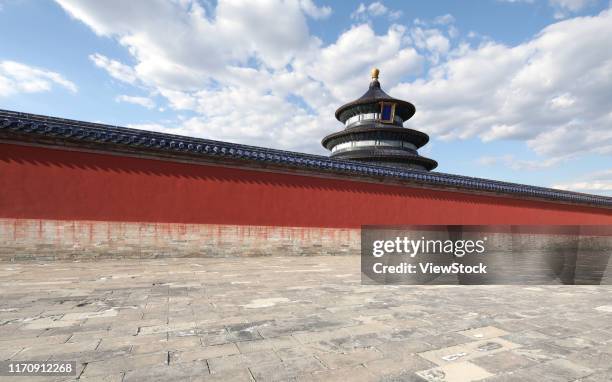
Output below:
[1,256,612,382]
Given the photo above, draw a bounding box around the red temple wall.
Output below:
[1,143,611,227]
[1,143,611,260]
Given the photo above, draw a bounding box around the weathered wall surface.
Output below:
[0,219,359,261]
[0,143,611,260]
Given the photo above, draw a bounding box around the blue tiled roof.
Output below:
[1,109,611,208]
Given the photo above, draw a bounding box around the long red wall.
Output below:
[1,143,611,227]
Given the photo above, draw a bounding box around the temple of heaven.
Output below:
[322,68,437,171]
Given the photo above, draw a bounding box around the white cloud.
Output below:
[433,14,455,25]
[478,154,562,171]
[548,0,593,12]
[115,95,155,109]
[61,0,320,79]
[394,9,612,161]
[553,170,612,194]
[411,14,458,61]
[89,53,138,84]
[55,0,424,152]
[554,181,612,191]
[410,27,451,63]
[368,2,388,16]
[299,0,332,19]
[54,0,611,168]
[351,2,402,21]
[548,93,576,109]
[0,60,77,96]
[500,0,594,18]
[300,24,423,103]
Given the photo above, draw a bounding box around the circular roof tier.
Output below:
[321,126,430,150]
[331,149,438,171]
[335,69,416,123]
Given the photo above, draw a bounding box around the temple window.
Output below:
[380,102,396,123]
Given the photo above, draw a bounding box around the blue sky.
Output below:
[0,0,611,195]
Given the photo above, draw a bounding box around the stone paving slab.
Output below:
[1,256,612,381]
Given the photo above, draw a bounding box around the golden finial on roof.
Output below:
[371,67,380,80]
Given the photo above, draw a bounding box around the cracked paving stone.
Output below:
[471,350,536,374]
[418,338,521,366]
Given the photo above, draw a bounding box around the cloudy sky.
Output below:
[0,0,611,195]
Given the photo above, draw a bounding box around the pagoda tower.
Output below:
[322,68,437,171]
